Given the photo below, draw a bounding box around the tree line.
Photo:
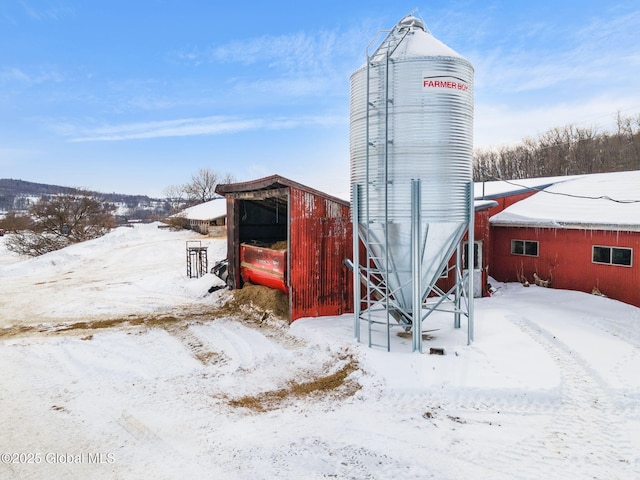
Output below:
[473,112,640,181]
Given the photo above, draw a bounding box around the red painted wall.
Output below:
[435,190,538,297]
[239,244,287,294]
[288,189,353,321]
[491,226,640,307]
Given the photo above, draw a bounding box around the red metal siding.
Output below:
[288,189,353,321]
[491,226,640,307]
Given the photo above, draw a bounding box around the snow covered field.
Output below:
[1,224,639,479]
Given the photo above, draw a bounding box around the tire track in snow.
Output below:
[117,411,162,442]
[491,315,639,479]
[164,323,229,366]
[589,314,640,412]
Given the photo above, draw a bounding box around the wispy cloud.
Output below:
[0,67,31,83]
[212,31,338,73]
[575,8,640,47]
[0,66,63,85]
[470,7,640,96]
[170,25,368,108]
[67,114,345,142]
[175,26,365,75]
[18,0,74,21]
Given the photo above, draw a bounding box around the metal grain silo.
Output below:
[349,13,475,351]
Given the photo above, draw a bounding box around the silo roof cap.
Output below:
[363,11,472,65]
[398,15,425,31]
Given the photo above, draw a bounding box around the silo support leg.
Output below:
[411,179,422,353]
[467,181,475,344]
[455,243,462,329]
[352,184,361,342]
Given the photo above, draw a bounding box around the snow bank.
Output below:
[0,223,227,327]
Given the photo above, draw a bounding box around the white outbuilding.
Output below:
[174,197,227,236]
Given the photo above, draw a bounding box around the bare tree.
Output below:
[5,192,115,256]
[219,172,236,185]
[184,168,219,204]
[162,183,188,214]
[164,168,236,209]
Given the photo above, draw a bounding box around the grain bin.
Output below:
[350,13,475,351]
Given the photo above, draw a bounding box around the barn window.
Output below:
[592,246,632,267]
[510,240,538,257]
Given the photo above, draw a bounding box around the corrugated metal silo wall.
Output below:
[288,188,353,321]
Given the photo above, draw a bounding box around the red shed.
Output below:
[215,174,353,321]
[489,171,640,307]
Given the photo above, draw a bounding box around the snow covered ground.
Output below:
[1,224,639,479]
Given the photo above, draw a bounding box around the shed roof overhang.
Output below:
[215,174,350,207]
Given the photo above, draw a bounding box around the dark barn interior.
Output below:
[236,193,287,247]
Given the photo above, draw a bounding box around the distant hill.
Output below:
[0,178,171,222]
[0,178,158,202]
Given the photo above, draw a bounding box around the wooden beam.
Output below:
[223,188,288,201]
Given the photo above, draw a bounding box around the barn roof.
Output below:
[490,170,640,231]
[175,197,227,221]
[215,174,350,207]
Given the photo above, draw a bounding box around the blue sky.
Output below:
[1,1,639,199]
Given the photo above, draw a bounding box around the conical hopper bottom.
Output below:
[361,220,467,323]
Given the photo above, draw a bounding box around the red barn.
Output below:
[489,171,640,307]
[215,175,353,321]
[436,177,568,298]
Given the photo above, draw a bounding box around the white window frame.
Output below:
[510,239,539,257]
[592,245,633,267]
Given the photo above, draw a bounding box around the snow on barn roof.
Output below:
[490,170,640,231]
[474,175,584,200]
[175,197,227,220]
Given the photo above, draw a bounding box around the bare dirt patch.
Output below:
[0,284,294,351]
[0,308,219,340]
[228,354,360,412]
